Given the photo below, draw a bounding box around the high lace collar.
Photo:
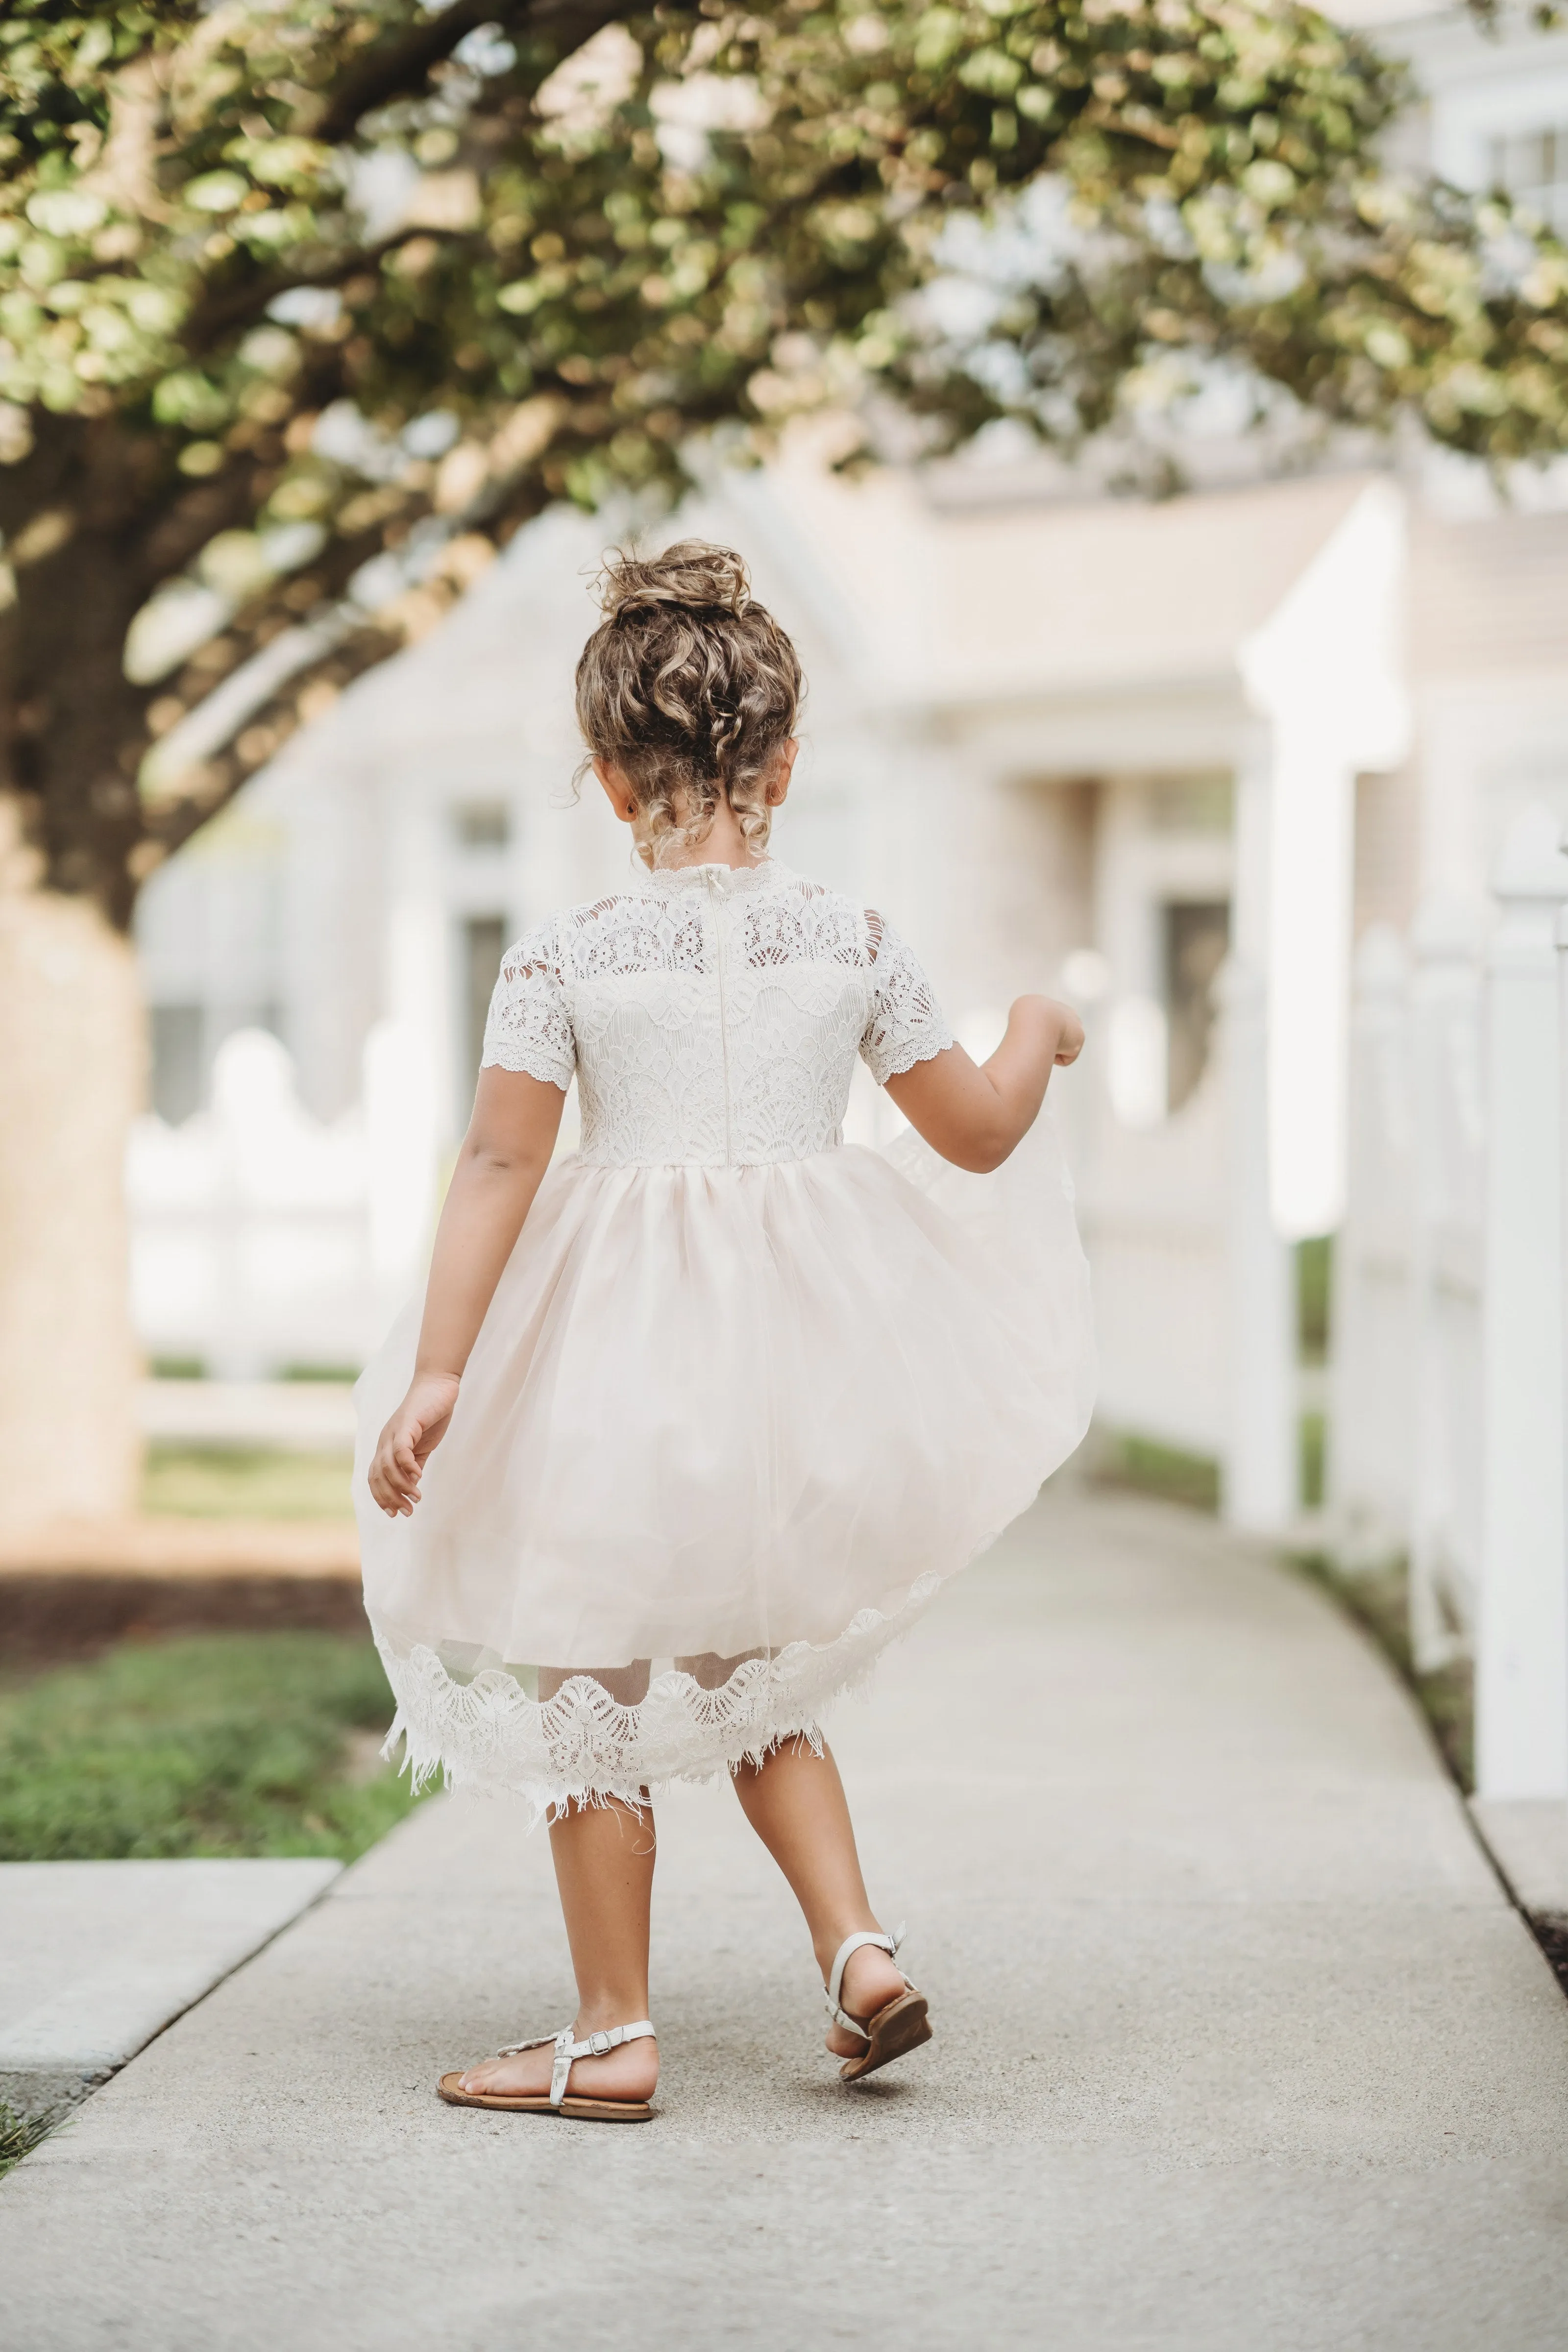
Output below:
[637,858,789,900]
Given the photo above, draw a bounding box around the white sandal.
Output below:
[824,1927,932,2082]
[437,2020,656,2121]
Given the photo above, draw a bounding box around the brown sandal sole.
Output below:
[838,1988,933,2082]
[437,2072,653,2121]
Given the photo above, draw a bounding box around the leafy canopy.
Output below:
[0,0,1564,914]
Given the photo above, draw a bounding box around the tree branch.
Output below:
[301,0,630,146]
[181,228,466,355]
[301,0,513,143]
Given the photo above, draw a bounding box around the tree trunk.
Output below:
[0,807,144,1534]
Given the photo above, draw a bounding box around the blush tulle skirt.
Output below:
[353,1110,1095,1823]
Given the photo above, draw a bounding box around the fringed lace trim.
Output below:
[371,1570,944,1831]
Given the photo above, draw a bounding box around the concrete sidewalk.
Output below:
[0,1860,341,2125]
[4,1485,1568,2350]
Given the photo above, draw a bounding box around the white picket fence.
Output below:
[126,1025,438,1382]
[1330,803,1568,1798]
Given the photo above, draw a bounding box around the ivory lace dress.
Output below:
[354,859,1094,1823]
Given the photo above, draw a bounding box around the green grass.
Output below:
[1292,1552,1474,1791]
[142,1445,356,1520]
[0,1633,422,1862]
[1299,1410,1326,1511]
[1093,1432,1221,1514]
[0,2102,49,2182]
[147,1361,362,1382]
[1097,1410,1324,1518]
[1297,1235,1332,1365]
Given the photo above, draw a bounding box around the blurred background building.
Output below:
[127,0,1568,1554]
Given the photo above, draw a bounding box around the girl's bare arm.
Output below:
[883,996,1084,1174]
[367,1067,566,1517]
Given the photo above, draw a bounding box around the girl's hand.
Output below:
[1051,1003,1086,1067]
[368,1371,461,1518]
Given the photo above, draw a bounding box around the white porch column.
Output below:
[1222,724,1298,1533]
[1476,805,1568,1798]
[1217,954,1297,1531]
[1264,728,1358,1240]
[1222,481,1407,1532]
[1237,482,1408,1240]
[1217,720,1297,1531]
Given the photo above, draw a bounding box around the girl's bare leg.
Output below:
[731,1739,909,2058]
[456,1795,660,2102]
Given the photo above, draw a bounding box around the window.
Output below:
[450,800,511,851]
[1489,122,1568,233]
[1163,900,1229,1113]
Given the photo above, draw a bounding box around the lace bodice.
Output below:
[481,861,953,1168]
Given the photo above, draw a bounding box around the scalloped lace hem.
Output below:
[872,1027,955,1083]
[371,1568,947,1829]
[480,1041,573,1086]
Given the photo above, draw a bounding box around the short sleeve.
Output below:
[859,912,954,1084]
[480,922,575,1089]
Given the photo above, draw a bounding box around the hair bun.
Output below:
[597,539,750,622]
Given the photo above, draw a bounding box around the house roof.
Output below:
[769,463,1378,709]
[1413,506,1568,678]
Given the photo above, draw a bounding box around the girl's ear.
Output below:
[594,758,639,826]
[766,739,800,808]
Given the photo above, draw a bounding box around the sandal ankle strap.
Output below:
[498,2019,656,2107]
[824,1926,908,2040]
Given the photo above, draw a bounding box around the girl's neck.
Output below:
[648,796,765,873]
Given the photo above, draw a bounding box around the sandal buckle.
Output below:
[587,2030,612,2057]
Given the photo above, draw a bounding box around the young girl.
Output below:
[357,540,1094,2122]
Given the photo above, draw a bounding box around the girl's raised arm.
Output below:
[883,996,1084,1175]
[367,1067,566,1518]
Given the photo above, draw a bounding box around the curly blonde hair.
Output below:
[575,540,804,868]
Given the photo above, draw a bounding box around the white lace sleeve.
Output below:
[859,912,954,1084]
[480,922,575,1088]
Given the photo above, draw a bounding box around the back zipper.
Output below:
[706,868,734,1164]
